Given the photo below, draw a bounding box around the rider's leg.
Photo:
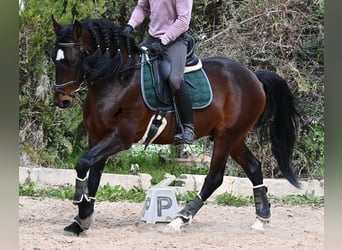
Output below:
[165,37,194,144]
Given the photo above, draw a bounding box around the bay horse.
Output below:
[51,16,299,235]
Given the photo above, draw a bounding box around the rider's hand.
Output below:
[149,40,165,58]
[121,24,133,38]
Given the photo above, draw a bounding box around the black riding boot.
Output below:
[174,83,195,144]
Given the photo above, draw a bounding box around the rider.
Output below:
[122,0,195,144]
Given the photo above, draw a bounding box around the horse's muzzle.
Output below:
[54,95,74,109]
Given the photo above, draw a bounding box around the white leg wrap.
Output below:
[76,176,88,181]
[253,184,266,189]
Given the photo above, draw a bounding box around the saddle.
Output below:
[138,36,212,148]
[143,35,202,105]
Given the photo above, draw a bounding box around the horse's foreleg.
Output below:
[64,133,132,235]
[231,141,270,230]
[64,159,105,235]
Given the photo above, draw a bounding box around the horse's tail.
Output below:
[254,70,300,188]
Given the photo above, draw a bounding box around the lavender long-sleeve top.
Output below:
[127,0,193,45]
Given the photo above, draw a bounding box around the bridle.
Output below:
[53,39,153,97]
[53,41,87,98]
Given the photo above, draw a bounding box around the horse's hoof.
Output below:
[163,217,184,233]
[64,222,84,236]
[250,217,268,232]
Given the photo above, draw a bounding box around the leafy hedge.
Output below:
[19,0,324,180]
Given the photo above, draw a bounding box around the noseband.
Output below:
[53,42,87,97]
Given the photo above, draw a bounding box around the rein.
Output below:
[119,60,144,74]
[119,53,158,74]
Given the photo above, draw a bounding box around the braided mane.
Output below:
[60,18,137,82]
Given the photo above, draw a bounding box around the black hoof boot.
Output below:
[176,195,204,223]
[64,213,93,236]
[253,185,271,220]
[64,222,83,236]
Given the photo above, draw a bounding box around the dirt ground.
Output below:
[19,196,324,250]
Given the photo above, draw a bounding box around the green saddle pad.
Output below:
[140,55,213,112]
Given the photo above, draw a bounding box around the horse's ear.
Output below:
[52,15,61,34]
[72,20,82,41]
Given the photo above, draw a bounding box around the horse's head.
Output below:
[51,16,85,108]
[51,16,139,108]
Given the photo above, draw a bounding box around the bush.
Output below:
[192,0,324,179]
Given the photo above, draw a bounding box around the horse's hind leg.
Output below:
[230,139,271,227]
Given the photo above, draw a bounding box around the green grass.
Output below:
[269,191,324,208]
[19,183,74,200]
[104,157,172,186]
[176,191,198,205]
[19,183,324,208]
[215,192,253,206]
[103,144,209,185]
[95,184,146,203]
